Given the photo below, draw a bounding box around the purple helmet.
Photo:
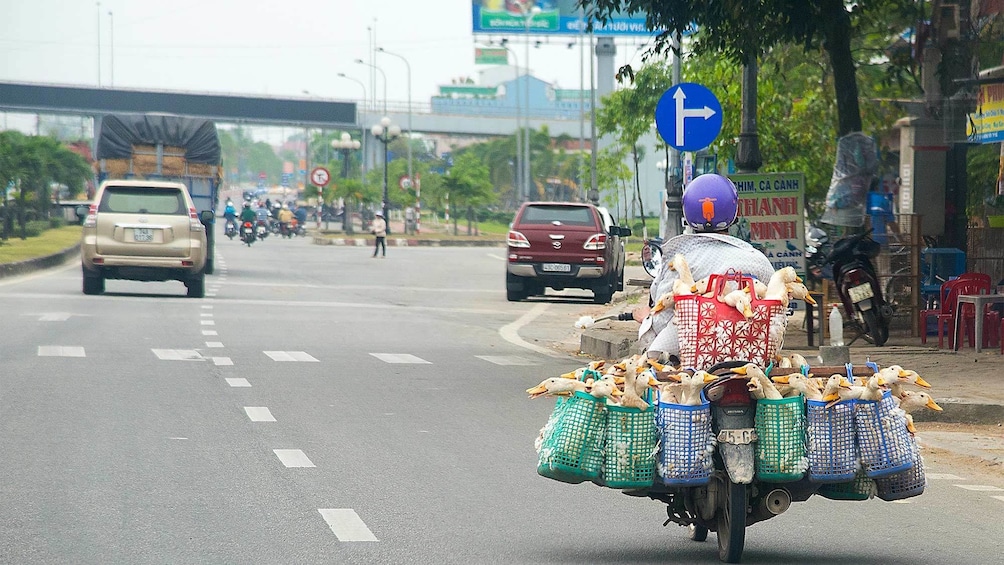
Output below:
[682,174,739,232]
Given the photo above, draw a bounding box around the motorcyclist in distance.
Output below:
[239,201,256,223]
[277,203,294,236]
[223,199,237,230]
[633,173,775,362]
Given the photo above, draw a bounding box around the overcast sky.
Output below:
[0,0,657,110]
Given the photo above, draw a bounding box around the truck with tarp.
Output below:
[94,113,222,274]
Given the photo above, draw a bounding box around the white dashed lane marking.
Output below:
[202,330,218,336]
[264,351,319,362]
[39,313,72,321]
[200,320,216,326]
[206,342,224,348]
[201,305,213,309]
[226,378,250,387]
[152,349,203,361]
[994,496,1004,503]
[370,353,430,364]
[318,509,378,542]
[212,357,233,366]
[476,355,535,366]
[37,346,85,357]
[200,313,213,317]
[274,449,315,468]
[954,484,1004,492]
[244,407,276,422]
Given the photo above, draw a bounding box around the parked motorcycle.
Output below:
[823,231,892,346]
[641,236,664,278]
[224,219,238,240]
[804,223,831,291]
[240,221,256,246]
[636,360,819,563]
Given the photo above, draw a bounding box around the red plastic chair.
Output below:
[920,279,957,344]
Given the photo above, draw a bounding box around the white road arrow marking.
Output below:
[673,88,717,146]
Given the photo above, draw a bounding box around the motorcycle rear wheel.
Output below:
[862,309,889,346]
[717,479,746,563]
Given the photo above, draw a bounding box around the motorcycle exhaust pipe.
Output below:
[762,488,791,515]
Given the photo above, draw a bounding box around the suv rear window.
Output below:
[99,187,186,215]
[520,205,595,226]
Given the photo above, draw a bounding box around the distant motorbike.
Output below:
[641,236,664,278]
[224,219,238,240]
[240,221,256,247]
[291,218,306,237]
[824,231,892,346]
[255,221,269,241]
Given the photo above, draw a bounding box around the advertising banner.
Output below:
[472,1,654,36]
[475,47,509,64]
[730,172,806,277]
[967,83,1004,144]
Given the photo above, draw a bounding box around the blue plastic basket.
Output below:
[656,396,714,486]
[854,391,915,478]
[805,398,858,483]
[875,437,926,501]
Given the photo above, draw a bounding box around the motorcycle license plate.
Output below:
[848,282,874,303]
[717,428,757,445]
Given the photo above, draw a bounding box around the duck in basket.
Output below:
[634,174,776,365]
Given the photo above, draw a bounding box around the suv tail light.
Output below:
[83,204,97,228]
[189,207,203,232]
[583,233,607,250]
[507,230,530,248]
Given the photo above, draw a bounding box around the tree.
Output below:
[592,0,917,137]
[441,152,495,235]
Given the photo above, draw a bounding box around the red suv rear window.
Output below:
[519,205,595,226]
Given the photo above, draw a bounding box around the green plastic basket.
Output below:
[602,403,658,489]
[817,471,876,501]
[754,396,808,482]
[537,391,608,484]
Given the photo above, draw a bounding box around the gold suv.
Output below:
[79,180,213,297]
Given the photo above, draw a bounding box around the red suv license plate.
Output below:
[542,263,571,273]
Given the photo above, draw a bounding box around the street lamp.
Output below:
[377,47,415,231]
[331,132,361,234]
[495,40,522,202]
[336,73,367,109]
[355,59,387,115]
[371,116,401,235]
[108,10,114,86]
[517,1,541,201]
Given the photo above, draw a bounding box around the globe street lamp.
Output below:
[377,47,415,231]
[331,132,361,234]
[371,117,400,234]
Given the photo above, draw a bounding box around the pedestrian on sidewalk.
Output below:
[371,211,387,258]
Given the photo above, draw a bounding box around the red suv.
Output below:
[506,202,631,303]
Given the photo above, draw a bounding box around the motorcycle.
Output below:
[255,220,269,241]
[224,219,238,240]
[641,236,664,278]
[804,223,831,291]
[291,218,306,237]
[823,231,892,346]
[635,360,820,563]
[240,221,256,246]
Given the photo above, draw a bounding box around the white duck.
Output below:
[670,253,696,297]
[785,282,817,306]
[820,374,852,403]
[771,373,823,401]
[896,390,944,433]
[587,376,622,402]
[721,287,754,319]
[526,377,589,399]
[619,364,652,410]
[734,363,783,400]
[763,267,802,303]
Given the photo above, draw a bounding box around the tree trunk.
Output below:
[632,145,647,239]
[820,0,862,136]
[467,205,473,235]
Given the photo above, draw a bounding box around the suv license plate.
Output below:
[848,282,874,303]
[133,228,154,242]
[717,428,757,445]
[542,263,571,273]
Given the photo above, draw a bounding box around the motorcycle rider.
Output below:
[633,173,775,361]
[277,203,294,236]
[239,200,256,223]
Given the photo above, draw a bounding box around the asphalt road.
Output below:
[1,232,1002,564]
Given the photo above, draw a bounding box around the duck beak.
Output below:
[838,378,854,389]
[526,385,547,396]
[914,375,932,388]
[559,370,577,379]
[702,373,718,383]
[803,293,817,305]
[732,366,749,375]
[611,387,624,397]
[666,373,684,383]
[875,376,887,386]
[743,306,754,318]
[646,359,666,371]
[795,275,803,283]
[822,393,840,402]
[772,376,791,384]
[613,376,625,385]
[927,398,944,411]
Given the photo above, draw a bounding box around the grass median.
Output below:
[0,226,82,264]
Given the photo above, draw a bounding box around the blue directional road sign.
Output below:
[655,83,722,152]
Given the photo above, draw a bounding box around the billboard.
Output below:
[967,83,1004,144]
[730,172,806,278]
[472,1,654,36]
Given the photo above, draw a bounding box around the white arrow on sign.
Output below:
[673,88,718,147]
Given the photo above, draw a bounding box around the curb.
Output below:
[312,236,504,247]
[0,243,80,280]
